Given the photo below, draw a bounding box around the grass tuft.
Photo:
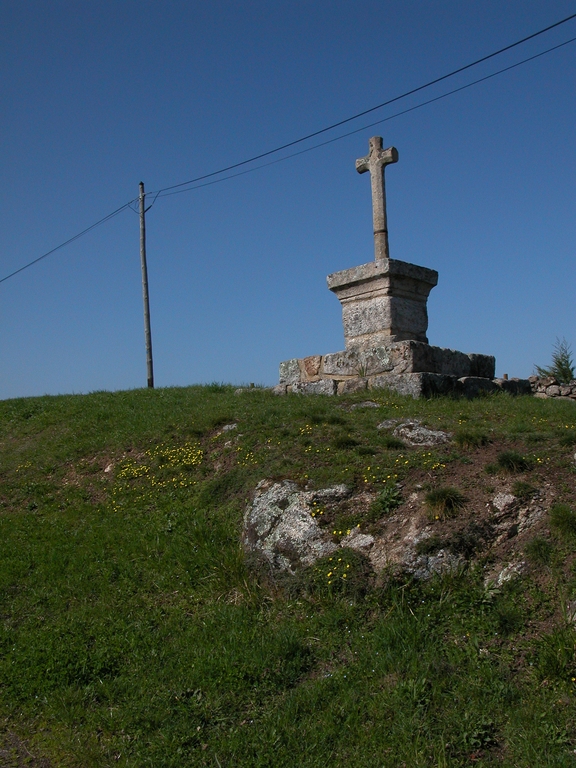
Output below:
[491,450,533,474]
[425,486,466,520]
[549,502,576,538]
[525,536,554,565]
[454,429,489,448]
[512,480,537,499]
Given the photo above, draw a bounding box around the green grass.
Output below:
[0,386,575,766]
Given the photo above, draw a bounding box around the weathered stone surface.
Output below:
[349,400,380,410]
[369,372,428,398]
[290,380,337,395]
[468,353,496,379]
[405,549,464,580]
[282,343,495,394]
[546,385,561,397]
[243,480,350,573]
[271,384,287,396]
[323,347,394,377]
[485,560,527,588]
[341,295,429,349]
[457,377,499,398]
[303,355,322,378]
[328,258,438,348]
[337,378,368,395]
[392,420,451,447]
[369,372,457,398]
[279,359,301,385]
[493,378,531,395]
[355,136,398,261]
[340,528,375,552]
[492,493,517,514]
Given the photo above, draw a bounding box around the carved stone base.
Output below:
[277,341,507,399]
[327,258,438,349]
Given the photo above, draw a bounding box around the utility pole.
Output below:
[139,181,154,388]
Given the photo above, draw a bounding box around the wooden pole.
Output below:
[139,181,154,388]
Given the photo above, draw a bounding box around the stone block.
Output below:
[322,347,394,377]
[279,358,302,385]
[368,372,457,399]
[468,353,496,379]
[457,377,499,398]
[327,258,438,349]
[493,378,531,396]
[303,355,322,378]
[290,380,337,395]
[337,378,368,395]
[271,384,287,396]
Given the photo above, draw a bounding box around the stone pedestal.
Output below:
[327,258,438,350]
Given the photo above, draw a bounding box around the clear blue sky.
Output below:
[1,1,575,399]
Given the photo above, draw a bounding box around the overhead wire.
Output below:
[0,201,137,285]
[150,11,576,196]
[155,34,576,199]
[1,11,575,285]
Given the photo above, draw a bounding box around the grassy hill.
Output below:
[0,385,575,767]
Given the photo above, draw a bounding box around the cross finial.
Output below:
[356,137,398,261]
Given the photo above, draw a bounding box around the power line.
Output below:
[0,201,136,285]
[155,35,576,199]
[151,11,576,196]
[1,12,575,286]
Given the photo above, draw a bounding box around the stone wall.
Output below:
[529,376,576,401]
[279,340,495,384]
[274,340,530,399]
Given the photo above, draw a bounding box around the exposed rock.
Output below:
[405,549,464,580]
[290,380,337,395]
[340,528,375,552]
[457,377,499,398]
[492,493,517,513]
[337,377,368,395]
[377,418,403,429]
[485,560,527,588]
[349,400,380,410]
[271,384,288,396]
[243,480,349,573]
[392,420,451,447]
[279,359,301,385]
[303,355,322,378]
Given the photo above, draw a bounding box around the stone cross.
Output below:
[356,136,398,261]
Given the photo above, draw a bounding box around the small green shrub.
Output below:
[356,445,376,456]
[378,433,405,450]
[559,432,576,447]
[425,486,466,520]
[494,450,532,473]
[415,535,445,556]
[446,522,488,557]
[310,548,374,597]
[367,484,403,521]
[512,480,537,499]
[535,337,575,384]
[333,435,360,450]
[550,503,576,538]
[495,602,524,636]
[535,627,576,681]
[525,536,553,565]
[454,429,489,449]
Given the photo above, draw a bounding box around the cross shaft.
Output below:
[356,136,398,261]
